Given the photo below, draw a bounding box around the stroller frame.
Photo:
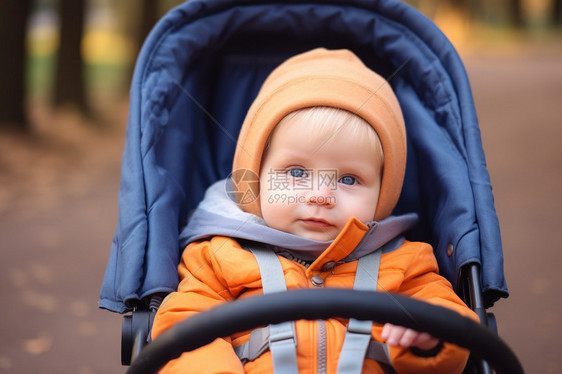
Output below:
[100,1,510,372]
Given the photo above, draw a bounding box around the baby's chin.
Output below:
[265,221,339,242]
[289,229,338,242]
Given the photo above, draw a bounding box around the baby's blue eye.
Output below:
[339,176,357,185]
[289,168,309,178]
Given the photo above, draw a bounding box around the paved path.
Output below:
[465,40,562,374]
[0,39,561,373]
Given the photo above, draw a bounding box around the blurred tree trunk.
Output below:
[130,0,159,84]
[448,0,479,20]
[0,0,32,130]
[116,0,159,93]
[508,0,525,28]
[139,0,160,44]
[53,0,89,114]
[553,0,562,27]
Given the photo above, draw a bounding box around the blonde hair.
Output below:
[268,106,384,163]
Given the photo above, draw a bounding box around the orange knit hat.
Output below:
[232,48,406,221]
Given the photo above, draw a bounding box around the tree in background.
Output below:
[117,0,160,90]
[140,0,160,44]
[0,0,32,130]
[553,0,562,27]
[53,0,89,114]
[508,0,525,28]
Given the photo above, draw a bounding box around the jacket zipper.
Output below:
[317,320,327,374]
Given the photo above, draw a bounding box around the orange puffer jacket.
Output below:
[152,218,478,373]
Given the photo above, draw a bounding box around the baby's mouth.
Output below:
[300,218,333,228]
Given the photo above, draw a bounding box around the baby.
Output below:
[152,48,477,373]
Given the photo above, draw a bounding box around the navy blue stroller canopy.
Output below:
[100,0,507,314]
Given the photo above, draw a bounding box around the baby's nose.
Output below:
[306,184,336,207]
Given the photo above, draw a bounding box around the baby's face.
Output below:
[259,117,383,241]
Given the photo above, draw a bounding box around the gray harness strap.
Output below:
[336,248,393,374]
[234,326,269,364]
[365,341,396,374]
[237,246,395,373]
[247,247,298,374]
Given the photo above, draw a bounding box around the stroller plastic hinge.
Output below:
[122,309,157,366]
[121,294,166,365]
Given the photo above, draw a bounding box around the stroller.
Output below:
[99,0,520,372]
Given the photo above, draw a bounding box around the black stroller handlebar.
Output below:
[126,289,523,374]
